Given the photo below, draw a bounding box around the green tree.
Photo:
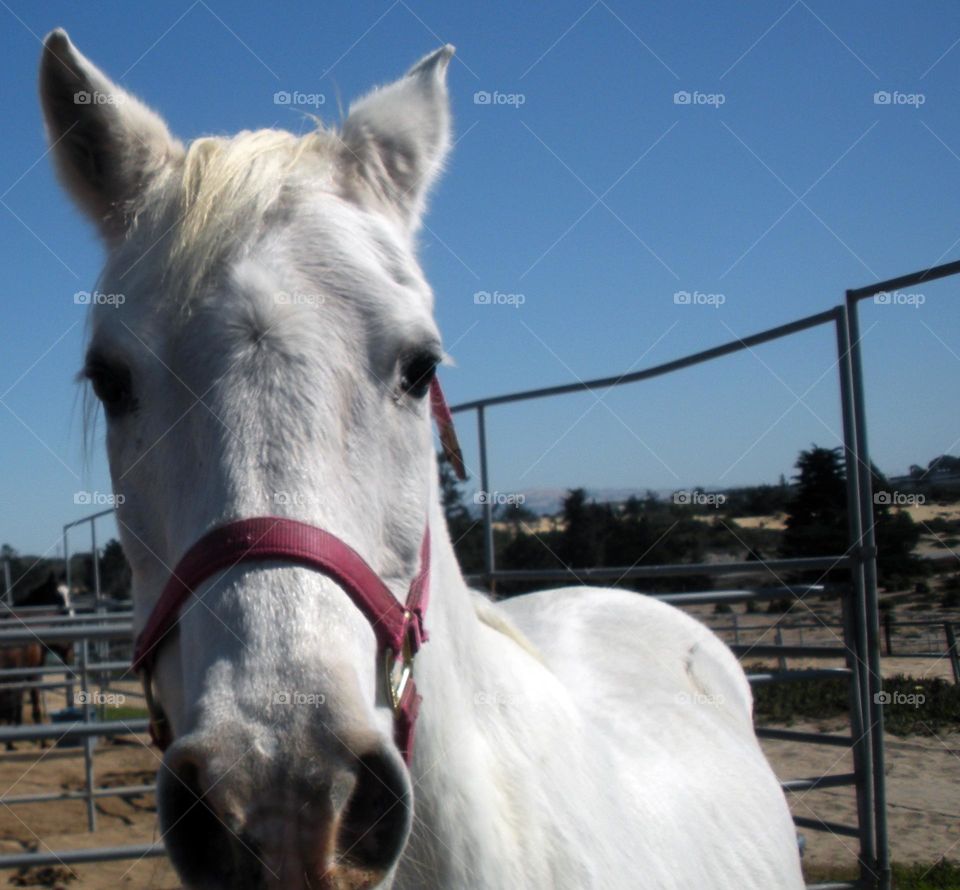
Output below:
[781,446,848,561]
[437,452,484,575]
[927,454,960,476]
[782,445,923,586]
[559,489,609,568]
[99,539,131,600]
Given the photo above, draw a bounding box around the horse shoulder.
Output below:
[491,586,754,732]
[485,587,804,889]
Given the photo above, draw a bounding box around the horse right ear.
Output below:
[39,29,183,243]
[339,46,454,233]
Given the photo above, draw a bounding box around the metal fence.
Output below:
[450,258,960,890]
[707,616,960,683]
[0,260,956,885]
[0,611,165,870]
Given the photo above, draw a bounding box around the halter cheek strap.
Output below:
[132,378,464,764]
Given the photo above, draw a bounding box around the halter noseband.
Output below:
[132,378,464,765]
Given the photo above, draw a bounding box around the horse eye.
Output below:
[399,351,439,400]
[85,361,134,418]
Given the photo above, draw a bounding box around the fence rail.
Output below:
[706,616,960,682]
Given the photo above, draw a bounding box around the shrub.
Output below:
[750,672,960,736]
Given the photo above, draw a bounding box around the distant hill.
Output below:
[467,487,675,517]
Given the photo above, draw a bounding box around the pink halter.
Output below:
[132,378,465,765]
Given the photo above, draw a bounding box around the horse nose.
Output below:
[158,730,413,889]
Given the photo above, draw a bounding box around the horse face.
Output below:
[40,30,453,889]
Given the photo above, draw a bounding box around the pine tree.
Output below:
[781,446,848,560]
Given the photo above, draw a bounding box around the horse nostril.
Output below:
[337,748,412,871]
[158,745,261,888]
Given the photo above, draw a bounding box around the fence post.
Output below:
[946,623,960,685]
[836,305,879,886]
[63,525,71,607]
[774,625,787,671]
[477,405,495,594]
[884,610,894,656]
[90,520,100,608]
[79,637,97,832]
[845,293,890,890]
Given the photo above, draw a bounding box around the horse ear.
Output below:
[340,46,454,231]
[39,29,183,242]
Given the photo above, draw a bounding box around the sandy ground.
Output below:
[0,738,177,889]
[900,503,960,524]
[0,707,953,887]
[763,721,960,874]
[0,722,954,888]
[0,617,954,888]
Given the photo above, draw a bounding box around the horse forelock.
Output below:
[121,127,342,311]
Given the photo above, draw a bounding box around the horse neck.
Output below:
[419,462,481,653]
[409,474,586,885]
[413,457,500,722]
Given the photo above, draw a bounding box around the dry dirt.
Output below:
[0,738,177,889]
[0,653,953,888]
[763,721,960,874]
[0,720,954,888]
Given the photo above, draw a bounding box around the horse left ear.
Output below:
[39,29,183,243]
[340,46,454,231]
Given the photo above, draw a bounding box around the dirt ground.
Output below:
[0,653,953,888]
[0,719,954,888]
[0,738,177,889]
[763,721,960,874]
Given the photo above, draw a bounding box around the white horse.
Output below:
[40,30,804,890]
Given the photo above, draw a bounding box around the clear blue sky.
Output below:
[1,0,959,556]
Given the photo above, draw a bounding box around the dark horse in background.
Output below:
[0,574,74,749]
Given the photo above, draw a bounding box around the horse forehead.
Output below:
[96,186,428,329]
[272,193,429,302]
[87,236,435,392]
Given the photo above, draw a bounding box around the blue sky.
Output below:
[1,0,959,556]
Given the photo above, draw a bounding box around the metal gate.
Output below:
[452,259,960,890]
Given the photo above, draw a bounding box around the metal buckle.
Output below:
[385,612,416,713]
[139,668,172,750]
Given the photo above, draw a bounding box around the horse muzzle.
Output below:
[158,722,411,889]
